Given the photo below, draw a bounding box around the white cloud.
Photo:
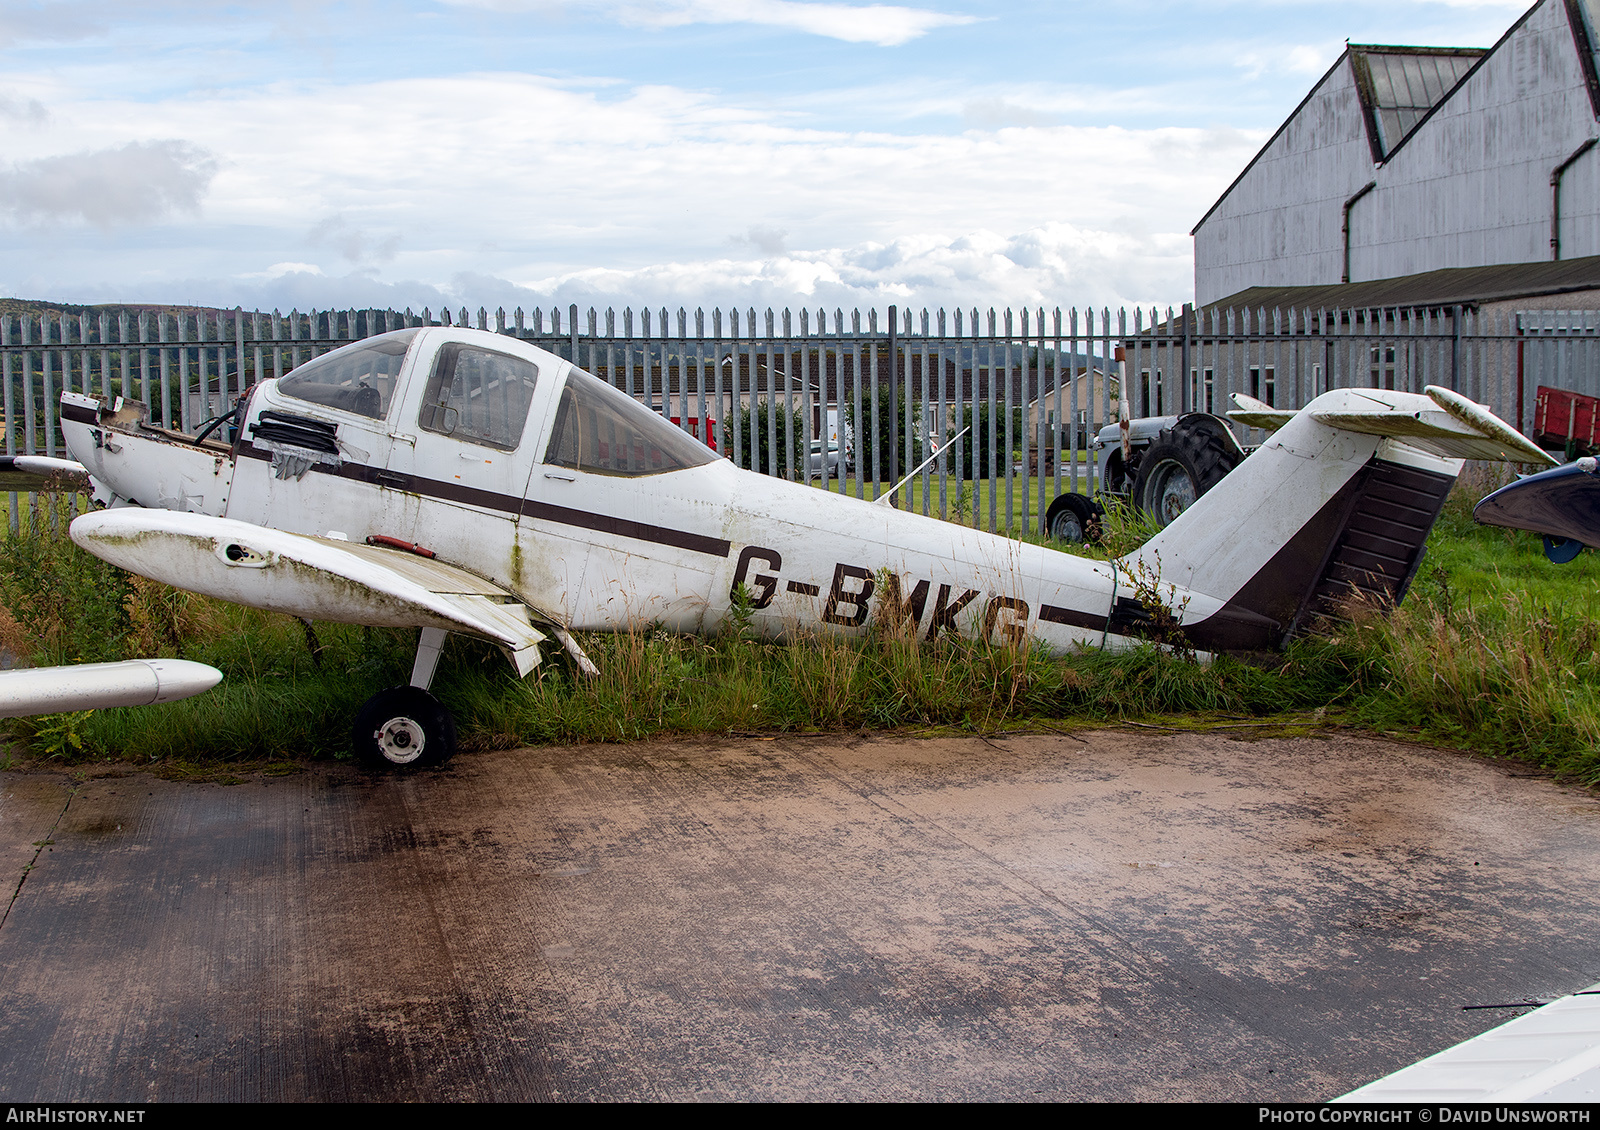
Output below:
[496,222,1192,314]
[1229,40,1345,81]
[238,261,325,280]
[960,97,1059,129]
[307,215,401,264]
[0,139,216,227]
[618,0,977,45]
[448,0,978,46]
[733,225,789,255]
[0,92,49,126]
[0,72,1261,309]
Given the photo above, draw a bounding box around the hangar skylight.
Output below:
[1350,47,1486,160]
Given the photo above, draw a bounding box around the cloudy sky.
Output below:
[0,0,1532,317]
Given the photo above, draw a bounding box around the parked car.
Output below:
[807,438,848,478]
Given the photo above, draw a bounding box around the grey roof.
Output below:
[1202,254,1600,315]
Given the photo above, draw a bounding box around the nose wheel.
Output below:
[351,627,458,767]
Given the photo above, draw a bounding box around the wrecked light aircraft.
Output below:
[42,327,1551,766]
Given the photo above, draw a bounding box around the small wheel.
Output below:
[1131,422,1241,529]
[1044,492,1101,544]
[352,685,457,768]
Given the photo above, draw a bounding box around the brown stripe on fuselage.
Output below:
[237,442,732,558]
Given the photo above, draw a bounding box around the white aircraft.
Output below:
[35,325,1550,767]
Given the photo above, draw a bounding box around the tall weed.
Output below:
[0,493,132,664]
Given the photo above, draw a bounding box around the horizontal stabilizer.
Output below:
[1226,393,1297,432]
[1307,386,1554,465]
[71,510,549,677]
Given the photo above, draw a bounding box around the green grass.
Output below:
[812,469,1102,536]
[1328,472,1600,782]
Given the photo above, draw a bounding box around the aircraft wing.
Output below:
[0,455,91,492]
[1334,983,1600,1102]
[70,509,550,677]
[1474,457,1600,549]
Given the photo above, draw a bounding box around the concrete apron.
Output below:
[0,729,1597,1102]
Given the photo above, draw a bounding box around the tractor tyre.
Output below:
[1131,423,1242,528]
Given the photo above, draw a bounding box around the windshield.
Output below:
[279,329,420,420]
[545,366,716,476]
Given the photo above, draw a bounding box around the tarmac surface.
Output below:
[1,727,1599,1102]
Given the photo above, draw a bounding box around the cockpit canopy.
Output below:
[278,330,419,419]
[275,327,716,476]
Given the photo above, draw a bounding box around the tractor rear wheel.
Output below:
[1132,423,1241,528]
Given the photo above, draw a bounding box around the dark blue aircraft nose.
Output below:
[1474,457,1600,559]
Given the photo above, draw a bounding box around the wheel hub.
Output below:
[1053,511,1083,542]
[1149,462,1197,524]
[374,716,427,764]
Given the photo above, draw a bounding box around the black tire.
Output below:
[1043,492,1101,544]
[1131,423,1241,528]
[352,685,457,768]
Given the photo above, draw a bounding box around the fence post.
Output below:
[1180,302,1192,414]
[887,303,899,489]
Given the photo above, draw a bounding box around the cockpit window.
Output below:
[279,329,419,420]
[419,344,539,450]
[545,365,716,476]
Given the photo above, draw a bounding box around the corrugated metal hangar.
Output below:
[1193,0,1600,307]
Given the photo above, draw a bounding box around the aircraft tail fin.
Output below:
[1127,387,1548,651]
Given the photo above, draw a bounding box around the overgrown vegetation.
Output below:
[4,467,1600,785]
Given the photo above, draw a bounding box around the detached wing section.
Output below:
[70,510,548,676]
[0,659,222,718]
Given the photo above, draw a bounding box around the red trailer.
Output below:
[1534,385,1600,455]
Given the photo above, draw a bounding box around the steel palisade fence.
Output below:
[2,302,1597,536]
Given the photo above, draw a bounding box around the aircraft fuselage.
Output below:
[64,327,1122,655]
